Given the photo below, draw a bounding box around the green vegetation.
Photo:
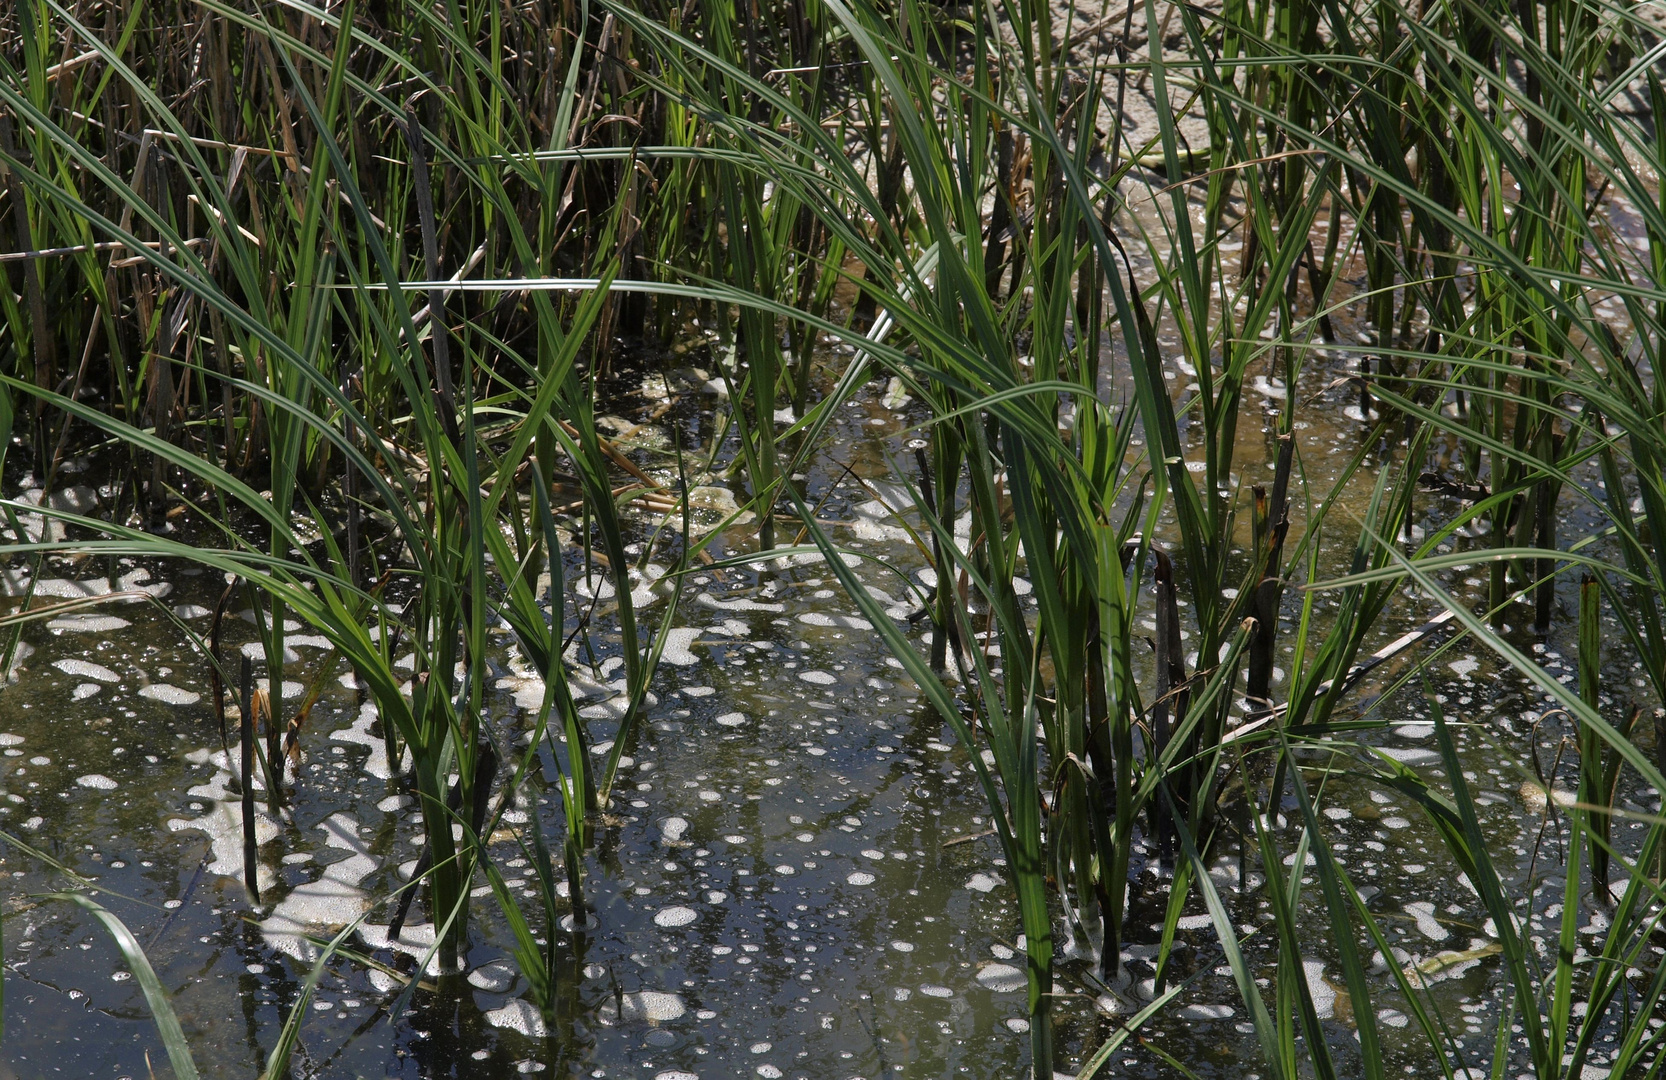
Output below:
[2,0,1666,1076]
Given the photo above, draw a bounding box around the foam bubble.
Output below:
[485,999,547,1038]
[76,774,118,790]
[1177,1004,1236,1019]
[846,872,875,886]
[139,684,201,705]
[654,906,698,928]
[468,962,516,992]
[659,628,701,667]
[616,991,686,1023]
[260,814,377,961]
[53,659,119,683]
[977,963,1026,992]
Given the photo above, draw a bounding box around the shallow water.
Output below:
[1,333,1661,1079]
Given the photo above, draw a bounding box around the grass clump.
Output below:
[3,0,1666,1076]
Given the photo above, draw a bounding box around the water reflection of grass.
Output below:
[2,0,1666,1076]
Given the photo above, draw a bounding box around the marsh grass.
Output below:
[4,0,1666,1075]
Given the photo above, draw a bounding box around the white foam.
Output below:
[965,873,1001,894]
[76,774,118,790]
[166,773,280,889]
[919,985,953,998]
[977,963,1026,992]
[261,813,377,961]
[49,615,131,633]
[715,712,746,728]
[1378,747,1440,766]
[53,659,119,683]
[846,872,875,886]
[71,683,101,700]
[695,592,784,613]
[6,575,110,599]
[605,991,686,1024]
[659,628,701,667]
[253,678,305,700]
[1405,901,1449,942]
[331,702,403,781]
[139,684,201,706]
[797,670,835,685]
[495,675,547,712]
[468,962,517,992]
[660,817,689,843]
[654,906,698,928]
[1304,959,1336,1019]
[1178,1004,1235,1019]
[485,998,547,1038]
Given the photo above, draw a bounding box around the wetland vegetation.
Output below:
[3,0,1666,1076]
